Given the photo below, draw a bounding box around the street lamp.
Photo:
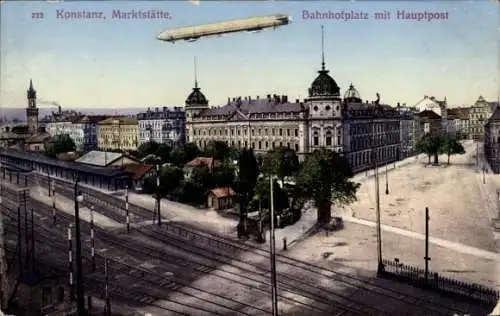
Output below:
[74,178,85,315]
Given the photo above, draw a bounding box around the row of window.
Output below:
[197,139,300,152]
[350,146,398,168]
[194,127,300,138]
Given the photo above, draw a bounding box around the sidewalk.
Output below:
[342,215,500,262]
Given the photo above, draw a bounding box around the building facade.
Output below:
[97,117,138,152]
[469,96,499,141]
[72,115,107,151]
[397,105,417,158]
[137,107,186,146]
[185,55,401,173]
[484,107,500,173]
[446,107,471,139]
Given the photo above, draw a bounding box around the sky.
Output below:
[0,0,498,111]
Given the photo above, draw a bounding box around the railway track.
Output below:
[1,191,365,315]
[9,174,486,315]
[0,204,273,316]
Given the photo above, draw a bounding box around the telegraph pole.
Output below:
[23,192,30,273]
[30,208,35,272]
[68,224,74,300]
[17,207,22,278]
[47,173,51,196]
[424,207,431,287]
[104,257,111,316]
[74,178,85,315]
[385,163,389,195]
[125,185,130,233]
[90,206,96,272]
[372,120,384,274]
[269,177,278,316]
[156,164,161,226]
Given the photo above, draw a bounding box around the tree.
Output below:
[44,134,76,158]
[213,164,235,188]
[262,147,300,184]
[160,166,184,196]
[254,178,289,216]
[155,143,172,162]
[415,133,442,165]
[440,136,466,164]
[169,147,186,166]
[296,149,360,224]
[137,141,160,159]
[183,142,200,163]
[204,140,230,161]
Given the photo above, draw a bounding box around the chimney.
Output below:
[296,99,299,103]
[58,105,62,114]
[227,97,230,104]
[233,97,236,102]
[163,106,167,112]
[257,96,260,100]
[267,94,271,100]
[282,95,288,103]
[397,102,400,107]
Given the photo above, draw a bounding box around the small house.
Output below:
[206,187,235,210]
[184,157,221,179]
[124,163,155,190]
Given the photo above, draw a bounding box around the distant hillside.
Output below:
[0,107,148,121]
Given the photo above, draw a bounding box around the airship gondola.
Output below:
[157,14,291,43]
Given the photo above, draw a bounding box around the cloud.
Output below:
[189,0,200,5]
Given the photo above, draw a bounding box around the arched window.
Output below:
[325,130,332,146]
[313,130,319,146]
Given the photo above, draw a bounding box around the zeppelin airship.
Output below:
[157,14,291,43]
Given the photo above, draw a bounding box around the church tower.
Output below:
[26,79,39,134]
[185,57,209,144]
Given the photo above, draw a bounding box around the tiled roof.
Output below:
[124,163,154,180]
[488,107,500,122]
[185,157,221,168]
[416,110,441,120]
[197,96,306,119]
[75,150,123,166]
[98,117,138,125]
[207,187,235,198]
[447,107,470,120]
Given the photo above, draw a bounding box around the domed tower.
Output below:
[304,26,343,153]
[343,83,362,103]
[185,57,209,143]
[26,79,39,134]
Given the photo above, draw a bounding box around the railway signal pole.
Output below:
[424,207,431,287]
[68,224,74,299]
[74,178,86,315]
[90,206,96,272]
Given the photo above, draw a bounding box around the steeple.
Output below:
[27,78,37,101]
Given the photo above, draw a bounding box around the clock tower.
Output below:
[26,79,39,134]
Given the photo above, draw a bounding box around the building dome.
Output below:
[185,84,208,107]
[308,68,340,97]
[344,83,362,103]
